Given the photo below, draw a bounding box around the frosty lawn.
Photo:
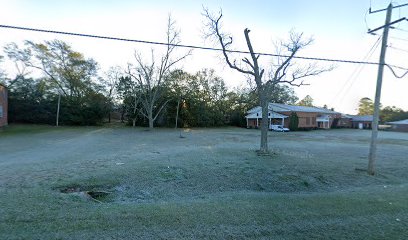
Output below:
[0,125,407,239]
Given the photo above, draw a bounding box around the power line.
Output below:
[385,64,408,78]
[330,36,381,106]
[368,17,407,34]
[388,45,408,53]
[0,24,387,66]
[333,36,382,108]
[369,2,408,13]
[394,27,408,33]
[389,35,408,42]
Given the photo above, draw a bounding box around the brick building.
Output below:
[0,84,8,127]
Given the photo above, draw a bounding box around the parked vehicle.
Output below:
[271,125,290,132]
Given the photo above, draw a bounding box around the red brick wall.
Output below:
[0,85,8,127]
[247,119,258,128]
[281,112,318,128]
[337,118,352,128]
[390,124,408,132]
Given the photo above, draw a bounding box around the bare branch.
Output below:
[202,8,254,76]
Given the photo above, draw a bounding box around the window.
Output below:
[0,106,3,118]
[306,117,310,125]
[312,117,316,125]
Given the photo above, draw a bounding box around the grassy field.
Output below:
[0,124,407,239]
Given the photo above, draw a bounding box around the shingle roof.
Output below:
[268,103,339,114]
[386,119,408,125]
[247,103,340,115]
[350,115,373,122]
[245,111,288,119]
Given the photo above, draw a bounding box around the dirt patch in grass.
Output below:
[58,185,112,203]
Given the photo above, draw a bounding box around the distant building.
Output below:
[386,119,408,132]
[246,103,341,130]
[0,84,8,127]
[350,115,373,129]
[336,114,353,128]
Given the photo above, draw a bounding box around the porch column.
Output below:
[246,118,248,128]
[282,117,285,127]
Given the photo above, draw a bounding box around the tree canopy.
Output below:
[297,95,314,107]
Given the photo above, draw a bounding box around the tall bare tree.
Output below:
[102,66,122,123]
[127,16,191,129]
[203,9,332,154]
[116,75,141,127]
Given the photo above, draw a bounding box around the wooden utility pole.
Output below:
[56,93,61,127]
[368,3,393,175]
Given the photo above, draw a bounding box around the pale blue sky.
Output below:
[1,0,407,113]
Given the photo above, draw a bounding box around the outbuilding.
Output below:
[0,84,8,128]
[386,119,408,132]
[350,115,373,129]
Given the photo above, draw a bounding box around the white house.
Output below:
[245,106,288,129]
[246,103,341,129]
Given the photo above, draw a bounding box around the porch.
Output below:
[246,111,288,129]
[317,114,331,129]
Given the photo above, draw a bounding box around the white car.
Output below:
[271,125,290,132]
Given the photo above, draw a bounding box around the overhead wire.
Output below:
[389,35,408,41]
[394,27,408,33]
[388,44,408,53]
[385,64,408,78]
[0,24,389,66]
[0,23,407,84]
[330,36,382,108]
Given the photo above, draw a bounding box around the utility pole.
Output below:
[56,93,61,127]
[367,3,392,175]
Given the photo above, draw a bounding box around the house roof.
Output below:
[386,119,408,125]
[269,103,340,114]
[341,114,353,118]
[247,103,340,115]
[246,111,288,119]
[316,115,331,122]
[350,115,373,122]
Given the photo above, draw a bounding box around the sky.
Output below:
[0,0,407,114]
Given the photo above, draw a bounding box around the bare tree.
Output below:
[127,16,191,129]
[102,66,122,123]
[203,9,332,154]
[116,75,141,127]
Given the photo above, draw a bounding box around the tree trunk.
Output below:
[259,96,269,154]
[175,97,180,129]
[132,118,136,127]
[120,106,125,123]
[148,118,154,128]
[148,108,154,129]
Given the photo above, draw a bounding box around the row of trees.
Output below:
[358,97,408,123]
[3,40,108,125]
[0,37,298,127]
[0,12,332,155]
